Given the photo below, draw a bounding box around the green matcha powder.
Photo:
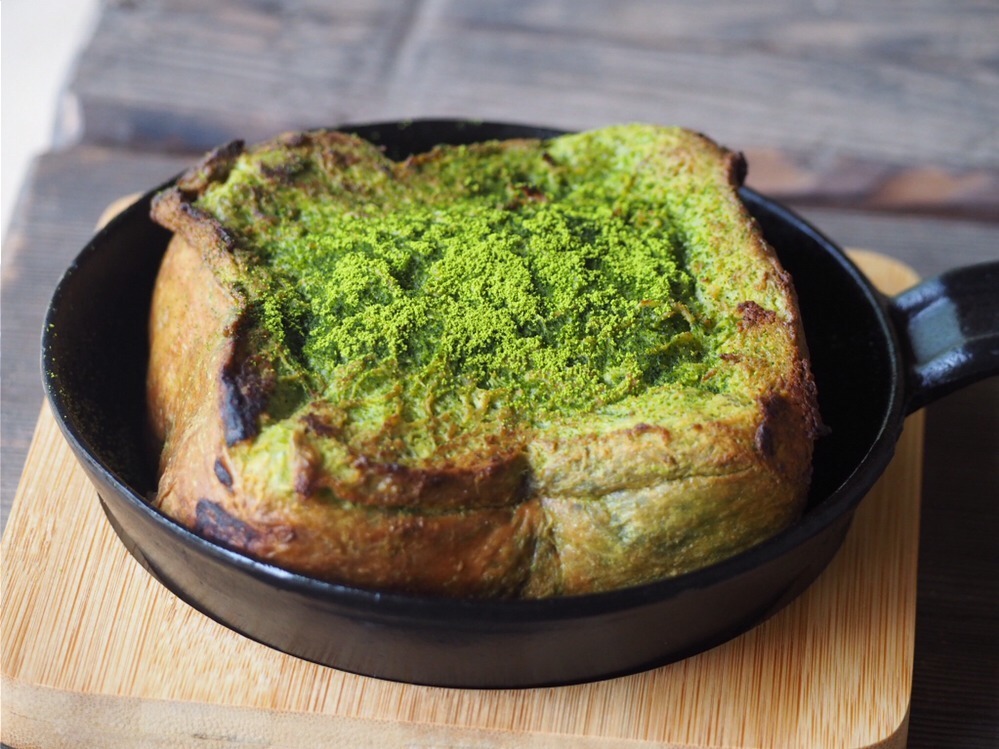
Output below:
[195,129,718,457]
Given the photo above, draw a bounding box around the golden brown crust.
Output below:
[147,126,821,598]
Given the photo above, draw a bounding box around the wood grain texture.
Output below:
[912,378,999,747]
[1,254,921,748]
[65,0,999,218]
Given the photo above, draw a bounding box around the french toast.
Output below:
[147,124,820,597]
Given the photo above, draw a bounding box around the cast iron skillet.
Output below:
[42,120,999,688]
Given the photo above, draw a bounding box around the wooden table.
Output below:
[2,2,996,746]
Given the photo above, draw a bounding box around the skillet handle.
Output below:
[889,260,999,414]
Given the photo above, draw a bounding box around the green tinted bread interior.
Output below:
[149,124,820,597]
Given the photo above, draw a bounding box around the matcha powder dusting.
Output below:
[146,123,821,599]
[195,126,720,449]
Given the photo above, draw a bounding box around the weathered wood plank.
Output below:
[385,0,999,166]
[0,147,192,533]
[68,0,415,149]
[65,0,999,217]
[911,378,999,748]
[792,206,999,278]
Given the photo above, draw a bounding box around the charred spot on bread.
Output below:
[213,458,234,488]
[737,300,778,329]
[194,498,259,548]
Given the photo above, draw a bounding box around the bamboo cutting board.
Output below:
[2,251,921,749]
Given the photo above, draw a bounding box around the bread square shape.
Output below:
[148,124,820,598]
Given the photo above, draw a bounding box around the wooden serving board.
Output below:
[2,251,921,749]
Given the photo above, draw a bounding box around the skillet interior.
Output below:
[42,120,903,686]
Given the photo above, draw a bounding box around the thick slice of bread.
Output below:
[148,124,820,598]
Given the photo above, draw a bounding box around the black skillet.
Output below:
[41,120,999,688]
